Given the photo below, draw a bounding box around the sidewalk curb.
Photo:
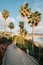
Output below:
[27,54,39,65]
[2,51,6,65]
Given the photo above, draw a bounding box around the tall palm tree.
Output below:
[19,3,31,43]
[28,11,41,41]
[28,11,41,51]
[19,3,31,31]
[19,3,31,18]
[2,9,9,34]
[8,22,14,33]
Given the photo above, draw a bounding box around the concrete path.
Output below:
[3,44,38,65]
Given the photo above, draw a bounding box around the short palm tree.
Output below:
[28,11,41,51]
[8,22,14,33]
[2,9,9,34]
[19,21,24,35]
[24,28,28,36]
[19,21,25,43]
[8,22,14,42]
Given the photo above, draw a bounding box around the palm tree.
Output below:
[19,3,31,43]
[24,28,28,36]
[28,11,41,51]
[2,9,9,34]
[19,21,25,43]
[8,22,14,42]
[19,21,24,35]
[8,22,14,33]
[19,3,31,18]
[19,3,31,31]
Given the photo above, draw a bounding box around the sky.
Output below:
[0,0,43,34]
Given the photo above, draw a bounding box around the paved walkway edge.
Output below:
[2,52,6,65]
[27,54,39,65]
[17,47,39,65]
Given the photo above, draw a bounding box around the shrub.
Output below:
[14,36,23,44]
[16,39,43,65]
[0,36,12,44]
[16,43,22,49]
[16,43,27,52]
[33,44,39,60]
[21,43,27,52]
[32,44,43,65]
[8,37,12,43]
[0,37,2,43]
[24,39,32,50]
[16,39,33,53]
[1,37,8,44]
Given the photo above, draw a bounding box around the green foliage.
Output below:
[14,36,23,44]
[16,43,27,52]
[24,3,29,9]
[19,21,24,29]
[1,37,8,44]
[24,39,33,54]
[16,38,43,65]
[24,39,32,50]
[21,44,27,52]
[8,22,14,29]
[0,37,2,43]
[28,11,41,27]
[2,9,9,19]
[33,45,43,65]
[8,37,12,43]
[16,39,33,53]
[39,48,43,65]
[0,36,12,44]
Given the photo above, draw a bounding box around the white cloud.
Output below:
[30,0,43,33]
[0,12,4,31]
[6,17,15,24]
[34,25,43,33]
[32,0,43,15]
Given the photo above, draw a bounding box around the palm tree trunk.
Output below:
[23,17,26,44]
[22,28,24,44]
[32,25,34,52]
[32,25,34,41]
[10,29,11,33]
[10,29,13,42]
[4,19,6,36]
[12,29,14,42]
[20,28,21,35]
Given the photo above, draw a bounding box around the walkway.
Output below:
[3,44,38,65]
